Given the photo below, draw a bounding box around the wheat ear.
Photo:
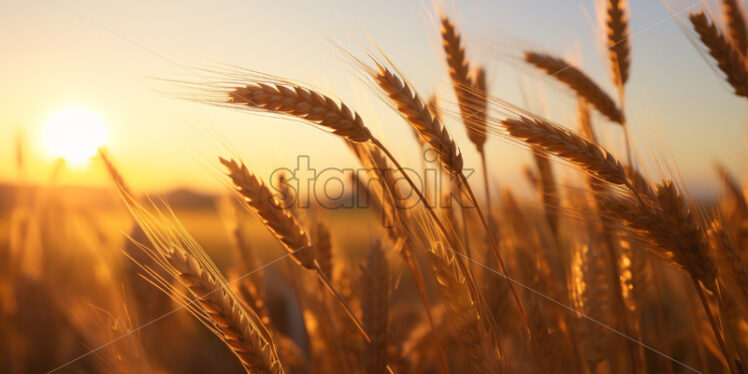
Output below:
[216,74,487,346]
[215,73,523,337]
[524,51,624,124]
[606,0,631,89]
[604,181,738,372]
[709,219,748,313]
[708,219,748,368]
[116,193,282,374]
[219,199,271,325]
[311,222,333,279]
[532,148,560,236]
[219,74,454,247]
[228,83,373,142]
[690,11,748,98]
[473,66,489,139]
[473,67,495,216]
[220,74,454,253]
[717,164,748,218]
[432,16,486,256]
[440,16,494,230]
[221,157,373,344]
[374,63,529,331]
[427,94,443,124]
[599,182,716,289]
[571,243,611,372]
[654,182,717,289]
[572,104,643,370]
[599,188,734,368]
[525,297,562,374]
[440,16,488,152]
[708,221,748,370]
[722,0,748,53]
[348,142,452,374]
[624,166,654,198]
[168,247,282,374]
[362,240,389,374]
[441,16,471,91]
[503,116,628,185]
[374,64,463,174]
[220,158,316,269]
[99,148,133,197]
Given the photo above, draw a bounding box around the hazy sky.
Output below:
[0,0,745,198]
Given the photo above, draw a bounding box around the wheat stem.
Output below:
[457,172,529,332]
[692,277,736,374]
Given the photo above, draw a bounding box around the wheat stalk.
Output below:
[524,51,624,124]
[690,11,748,98]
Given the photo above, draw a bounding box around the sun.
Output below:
[43,108,108,166]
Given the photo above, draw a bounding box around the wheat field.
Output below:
[3,1,748,373]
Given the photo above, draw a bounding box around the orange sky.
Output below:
[1,0,746,198]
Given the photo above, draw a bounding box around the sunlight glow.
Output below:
[43,108,108,166]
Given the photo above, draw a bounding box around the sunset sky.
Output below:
[1,0,745,198]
